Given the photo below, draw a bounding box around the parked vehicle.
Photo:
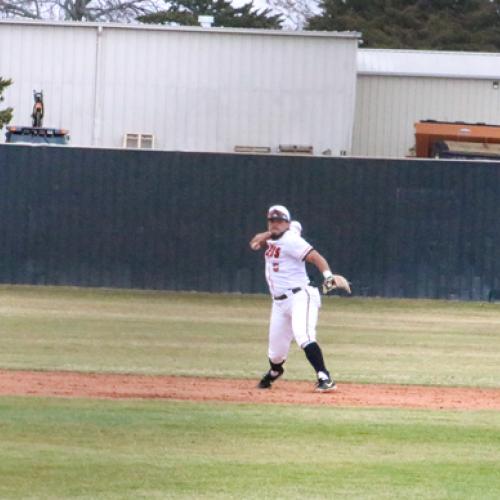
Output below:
[5,90,70,145]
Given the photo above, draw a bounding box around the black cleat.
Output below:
[315,377,337,392]
[257,370,283,389]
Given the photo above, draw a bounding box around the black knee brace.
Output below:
[269,359,285,375]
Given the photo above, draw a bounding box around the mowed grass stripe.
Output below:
[0,285,500,387]
[1,397,500,499]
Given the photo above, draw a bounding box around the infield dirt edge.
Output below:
[1,369,500,410]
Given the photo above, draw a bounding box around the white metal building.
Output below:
[353,49,500,157]
[0,19,359,155]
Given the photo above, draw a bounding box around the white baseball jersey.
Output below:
[264,230,313,296]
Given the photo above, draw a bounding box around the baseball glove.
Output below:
[322,273,352,295]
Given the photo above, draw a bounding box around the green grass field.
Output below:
[1,398,500,500]
[1,285,500,499]
[1,285,499,387]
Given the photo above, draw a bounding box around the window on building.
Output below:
[123,133,155,149]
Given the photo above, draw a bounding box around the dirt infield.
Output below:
[1,369,500,410]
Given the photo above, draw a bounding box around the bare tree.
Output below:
[0,0,160,21]
[264,0,318,30]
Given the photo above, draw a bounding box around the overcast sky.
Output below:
[230,0,321,29]
[231,0,269,9]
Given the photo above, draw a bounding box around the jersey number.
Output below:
[265,244,281,258]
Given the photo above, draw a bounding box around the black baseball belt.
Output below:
[273,287,302,301]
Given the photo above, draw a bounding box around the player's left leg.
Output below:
[291,286,336,392]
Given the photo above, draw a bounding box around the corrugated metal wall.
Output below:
[0,23,97,142]
[0,20,358,155]
[1,144,500,300]
[352,75,500,158]
[98,28,357,155]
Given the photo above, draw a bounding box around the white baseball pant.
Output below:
[268,285,321,364]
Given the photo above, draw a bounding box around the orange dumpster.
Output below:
[415,120,500,157]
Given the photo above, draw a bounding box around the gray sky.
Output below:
[231,0,320,29]
[232,0,269,9]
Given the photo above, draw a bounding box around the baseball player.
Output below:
[250,205,351,392]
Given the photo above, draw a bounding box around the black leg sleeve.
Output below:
[303,342,328,375]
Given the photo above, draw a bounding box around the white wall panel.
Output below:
[1,20,358,155]
[352,75,500,157]
[97,28,357,154]
[0,23,97,145]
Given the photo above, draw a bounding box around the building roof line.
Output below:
[358,48,500,80]
[0,18,361,39]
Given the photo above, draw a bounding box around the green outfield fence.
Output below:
[1,144,499,300]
